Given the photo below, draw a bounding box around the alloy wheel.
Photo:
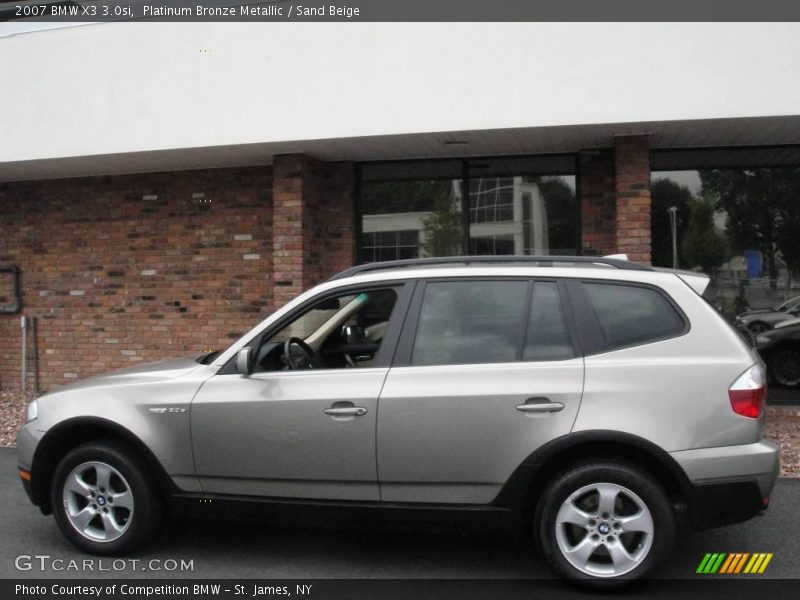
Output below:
[62,461,134,543]
[554,482,654,578]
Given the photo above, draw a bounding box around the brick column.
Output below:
[614,135,652,264]
[313,162,357,278]
[579,150,617,256]
[272,154,316,307]
[271,154,356,308]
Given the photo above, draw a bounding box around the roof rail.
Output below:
[328,255,653,281]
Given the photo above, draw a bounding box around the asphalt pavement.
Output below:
[0,448,798,581]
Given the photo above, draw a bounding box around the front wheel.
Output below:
[51,441,162,555]
[536,463,675,588]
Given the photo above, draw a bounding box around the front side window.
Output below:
[253,288,399,372]
[584,282,686,350]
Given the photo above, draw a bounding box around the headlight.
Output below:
[756,335,772,346]
[25,399,38,423]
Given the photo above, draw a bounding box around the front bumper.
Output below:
[19,470,34,503]
[16,421,45,509]
[671,439,780,530]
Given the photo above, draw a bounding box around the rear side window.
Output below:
[410,279,575,366]
[584,282,686,350]
[411,280,528,366]
[524,282,574,361]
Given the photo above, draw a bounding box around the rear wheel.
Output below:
[51,441,162,555]
[771,347,800,388]
[536,463,675,588]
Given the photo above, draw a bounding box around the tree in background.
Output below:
[681,196,729,273]
[421,190,462,257]
[700,168,800,282]
[650,178,692,268]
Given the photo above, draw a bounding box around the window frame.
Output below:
[566,278,691,355]
[392,276,582,368]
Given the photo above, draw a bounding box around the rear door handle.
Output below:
[324,406,368,417]
[515,398,564,414]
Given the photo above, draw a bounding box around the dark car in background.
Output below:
[756,323,800,388]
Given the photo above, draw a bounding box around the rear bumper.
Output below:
[686,479,769,529]
[671,439,779,530]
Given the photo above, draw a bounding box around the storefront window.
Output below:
[651,163,800,402]
[467,157,577,256]
[359,156,577,262]
[651,167,800,309]
[360,161,464,263]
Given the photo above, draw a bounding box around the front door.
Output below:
[192,284,410,501]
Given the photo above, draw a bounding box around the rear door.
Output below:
[376,278,584,504]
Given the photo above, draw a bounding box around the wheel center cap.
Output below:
[598,522,610,534]
[96,496,106,506]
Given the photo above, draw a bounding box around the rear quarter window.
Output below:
[583,282,687,350]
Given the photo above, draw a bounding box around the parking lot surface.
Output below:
[1,448,797,580]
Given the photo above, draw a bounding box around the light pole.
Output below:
[668,206,679,269]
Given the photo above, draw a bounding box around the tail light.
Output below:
[729,365,767,418]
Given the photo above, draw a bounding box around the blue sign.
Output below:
[743,250,763,279]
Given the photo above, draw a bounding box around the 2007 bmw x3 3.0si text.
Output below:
[17,255,779,588]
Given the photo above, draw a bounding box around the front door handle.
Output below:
[515,398,564,414]
[324,406,368,417]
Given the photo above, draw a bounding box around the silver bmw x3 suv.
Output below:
[17,255,779,586]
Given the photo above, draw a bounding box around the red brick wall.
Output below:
[272,155,356,307]
[272,154,310,307]
[579,139,653,263]
[0,167,276,392]
[0,157,357,393]
[308,161,357,282]
[614,135,652,264]
[580,150,617,256]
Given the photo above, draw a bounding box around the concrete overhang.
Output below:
[1,115,799,183]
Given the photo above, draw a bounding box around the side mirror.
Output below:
[237,346,254,376]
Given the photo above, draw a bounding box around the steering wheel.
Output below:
[283,337,325,370]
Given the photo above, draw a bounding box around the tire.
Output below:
[51,440,162,555]
[771,347,800,388]
[536,462,675,589]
